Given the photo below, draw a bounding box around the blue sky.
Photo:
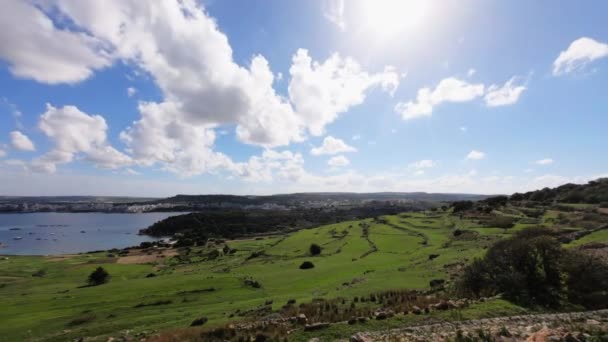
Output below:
[0,0,607,196]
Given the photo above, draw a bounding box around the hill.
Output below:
[511,178,608,204]
[1,199,607,341]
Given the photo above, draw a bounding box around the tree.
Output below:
[456,228,564,307]
[88,267,110,286]
[309,243,322,256]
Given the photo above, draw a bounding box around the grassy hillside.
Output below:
[1,206,606,341]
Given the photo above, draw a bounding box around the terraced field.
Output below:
[0,209,605,341]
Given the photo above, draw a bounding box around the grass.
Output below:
[1,209,605,341]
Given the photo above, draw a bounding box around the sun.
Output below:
[357,0,431,38]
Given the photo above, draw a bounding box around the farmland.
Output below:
[1,205,606,341]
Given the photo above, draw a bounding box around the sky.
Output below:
[0,0,607,196]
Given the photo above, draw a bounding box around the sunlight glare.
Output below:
[359,0,431,38]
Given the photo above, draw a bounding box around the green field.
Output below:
[1,209,605,341]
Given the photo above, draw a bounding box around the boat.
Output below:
[13,236,23,240]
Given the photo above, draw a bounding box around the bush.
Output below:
[456,228,564,307]
[87,267,110,286]
[309,243,322,256]
[299,261,315,269]
[485,216,516,229]
[562,251,608,309]
[190,316,208,326]
[68,313,96,326]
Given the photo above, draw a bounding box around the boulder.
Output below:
[412,306,422,315]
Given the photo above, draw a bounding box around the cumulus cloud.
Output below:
[289,49,399,136]
[0,0,111,84]
[484,77,527,107]
[395,77,484,120]
[553,37,608,75]
[535,158,554,165]
[466,150,485,160]
[9,131,35,151]
[310,136,357,155]
[1,1,397,176]
[31,104,131,173]
[233,150,306,183]
[327,155,350,167]
[0,149,6,158]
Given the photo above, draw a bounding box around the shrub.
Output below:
[190,316,208,326]
[562,251,608,309]
[87,267,110,286]
[309,243,322,256]
[299,261,315,269]
[485,216,516,229]
[68,313,96,326]
[456,228,564,307]
[32,269,46,277]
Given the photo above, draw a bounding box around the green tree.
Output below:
[88,267,110,286]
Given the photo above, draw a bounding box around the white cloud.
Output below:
[0,149,6,158]
[535,158,554,165]
[127,87,137,97]
[322,0,346,31]
[9,131,35,151]
[3,1,397,177]
[0,0,112,84]
[459,126,468,132]
[484,77,527,107]
[466,150,485,160]
[327,155,350,167]
[31,104,131,173]
[125,168,141,176]
[408,159,436,170]
[310,136,357,155]
[467,68,476,77]
[553,37,608,75]
[289,49,399,136]
[352,134,361,141]
[395,77,484,120]
[234,150,306,183]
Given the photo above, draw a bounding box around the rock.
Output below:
[348,317,357,325]
[586,319,600,325]
[297,313,308,325]
[350,332,372,342]
[304,322,330,331]
[357,316,368,323]
[434,300,450,310]
[412,306,422,315]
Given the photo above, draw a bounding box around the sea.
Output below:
[0,212,182,255]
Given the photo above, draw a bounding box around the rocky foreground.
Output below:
[348,309,608,342]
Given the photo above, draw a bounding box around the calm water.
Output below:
[0,212,182,255]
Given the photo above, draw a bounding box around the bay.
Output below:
[0,212,182,255]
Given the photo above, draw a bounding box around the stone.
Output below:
[350,333,372,342]
[297,313,308,325]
